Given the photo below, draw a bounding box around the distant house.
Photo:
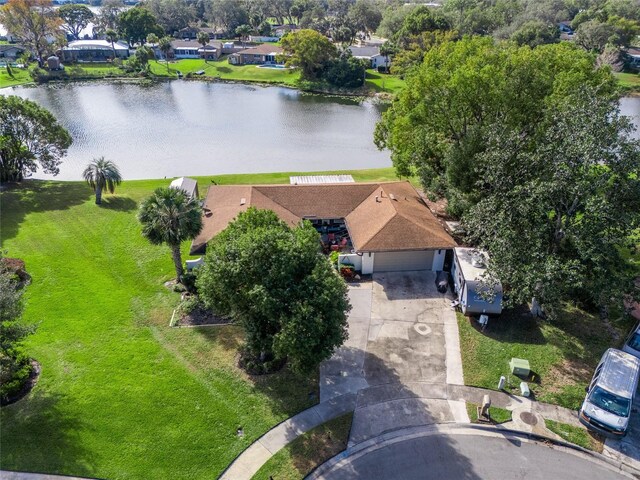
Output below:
[228,43,284,65]
[348,45,389,69]
[170,177,199,201]
[273,24,298,38]
[624,48,640,70]
[0,44,26,61]
[61,40,129,62]
[175,26,225,41]
[170,40,222,60]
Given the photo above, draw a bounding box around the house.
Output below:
[0,44,26,61]
[190,181,457,274]
[200,27,226,40]
[169,177,199,200]
[170,40,222,60]
[228,43,284,65]
[624,48,640,70]
[348,45,390,69]
[451,247,502,316]
[61,40,129,62]
[175,26,225,41]
[273,24,298,38]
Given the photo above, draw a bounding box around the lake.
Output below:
[3,81,392,180]
[2,82,639,181]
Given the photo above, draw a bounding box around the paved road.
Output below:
[312,430,628,480]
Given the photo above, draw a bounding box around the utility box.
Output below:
[520,382,530,397]
[510,358,530,377]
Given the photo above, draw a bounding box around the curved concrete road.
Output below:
[310,427,630,480]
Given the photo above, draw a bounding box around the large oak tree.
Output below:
[197,208,350,373]
[0,96,72,182]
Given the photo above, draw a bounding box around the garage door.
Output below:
[373,250,434,272]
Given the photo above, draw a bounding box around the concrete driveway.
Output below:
[603,389,640,471]
[320,271,468,447]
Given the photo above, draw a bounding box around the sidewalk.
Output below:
[218,383,585,480]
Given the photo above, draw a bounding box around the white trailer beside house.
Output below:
[451,247,502,316]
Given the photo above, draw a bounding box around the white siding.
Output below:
[431,249,446,271]
[362,252,375,275]
[373,250,434,272]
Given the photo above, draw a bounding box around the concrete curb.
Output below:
[306,424,639,480]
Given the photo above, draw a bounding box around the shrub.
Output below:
[329,251,340,267]
[0,352,32,404]
[180,272,198,293]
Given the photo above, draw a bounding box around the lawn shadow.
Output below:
[99,196,138,212]
[216,66,232,74]
[0,390,96,478]
[479,306,547,346]
[1,180,93,244]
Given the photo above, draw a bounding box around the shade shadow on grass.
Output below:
[0,180,93,244]
[1,391,95,477]
[99,196,138,212]
[480,306,547,346]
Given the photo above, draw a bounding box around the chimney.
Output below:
[375,195,380,203]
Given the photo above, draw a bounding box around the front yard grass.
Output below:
[365,69,406,94]
[0,168,400,479]
[465,402,512,424]
[545,419,604,452]
[252,413,353,480]
[457,305,630,410]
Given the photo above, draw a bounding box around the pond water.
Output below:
[2,81,639,181]
[3,81,392,180]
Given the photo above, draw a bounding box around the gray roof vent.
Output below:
[471,251,486,268]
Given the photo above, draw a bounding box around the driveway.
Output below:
[320,271,468,447]
[603,388,640,471]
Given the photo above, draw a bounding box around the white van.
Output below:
[579,348,640,437]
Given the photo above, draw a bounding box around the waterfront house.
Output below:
[170,40,222,60]
[348,45,389,69]
[191,181,456,274]
[61,40,129,62]
[0,44,26,61]
[228,43,284,65]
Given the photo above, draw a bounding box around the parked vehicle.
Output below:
[623,322,640,359]
[579,348,640,437]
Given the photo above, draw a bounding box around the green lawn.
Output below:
[0,67,33,88]
[457,305,629,410]
[252,413,353,480]
[0,168,400,479]
[149,58,300,86]
[615,72,640,91]
[545,419,604,452]
[365,69,406,94]
[465,403,512,424]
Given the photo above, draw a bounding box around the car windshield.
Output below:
[589,386,630,417]
[627,332,640,352]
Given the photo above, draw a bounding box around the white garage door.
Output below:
[373,250,434,272]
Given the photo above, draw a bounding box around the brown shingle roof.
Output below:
[237,44,284,56]
[190,182,456,254]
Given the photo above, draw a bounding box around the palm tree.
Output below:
[235,24,253,48]
[105,29,118,61]
[158,36,173,71]
[196,31,210,62]
[82,157,122,205]
[138,187,203,281]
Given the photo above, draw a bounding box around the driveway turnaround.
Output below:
[310,426,630,480]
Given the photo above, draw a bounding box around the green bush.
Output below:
[329,251,340,267]
[0,351,32,404]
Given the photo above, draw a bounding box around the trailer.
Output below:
[451,247,502,316]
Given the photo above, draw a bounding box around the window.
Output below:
[589,386,630,417]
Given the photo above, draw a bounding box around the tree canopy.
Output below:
[197,208,350,373]
[0,96,72,183]
[280,28,338,80]
[58,3,94,40]
[375,36,639,315]
[118,6,164,46]
[0,0,63,66]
